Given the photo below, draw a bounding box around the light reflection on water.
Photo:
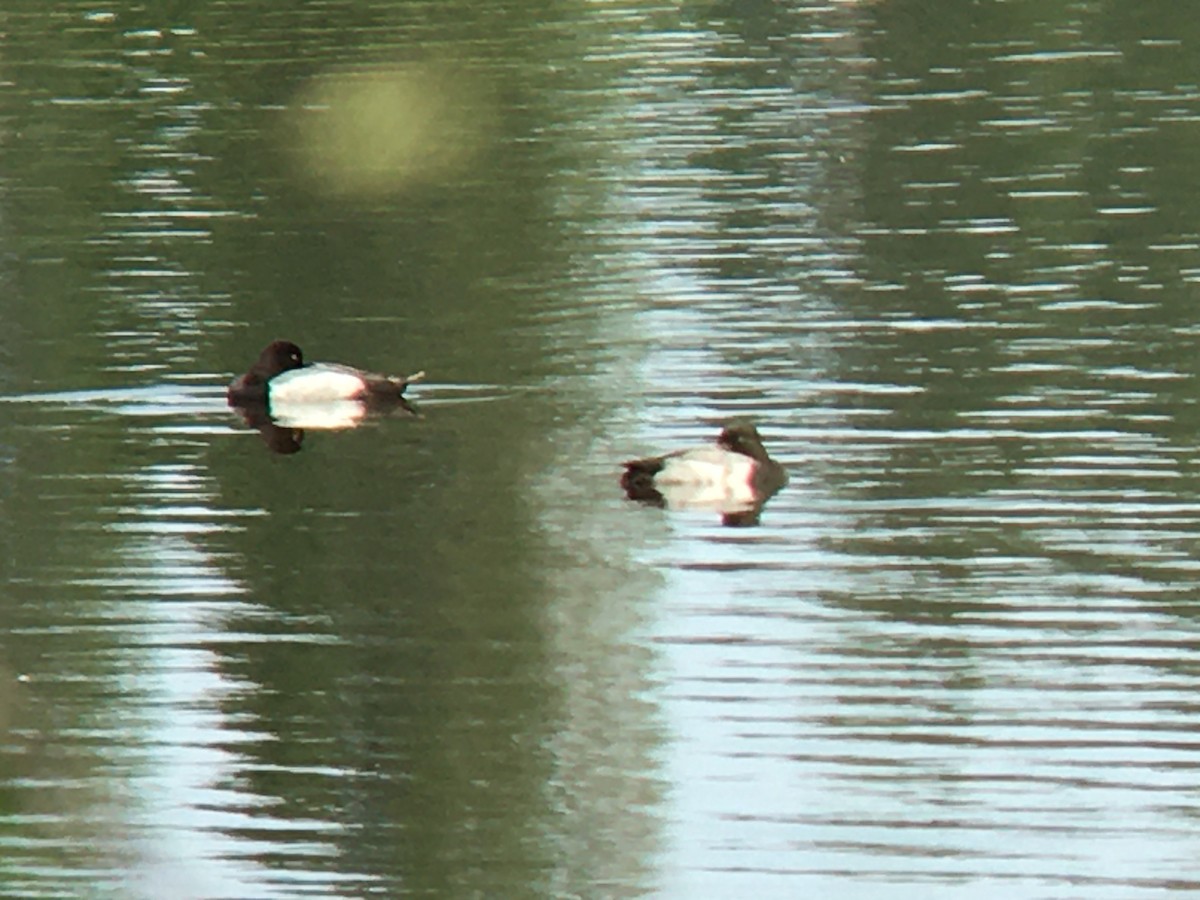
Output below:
[580,4,1200,898]
[0,456,270,897]
[0,388,488,899]
[621,306,1200,892]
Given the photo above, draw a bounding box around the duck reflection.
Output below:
[620,422,787,526]
[230,396,419,455]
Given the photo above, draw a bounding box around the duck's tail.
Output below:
[620,459,667,506]
[391,371,426,394]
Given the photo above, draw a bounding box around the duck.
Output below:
[620,422,787,520]
[227,340,424,407]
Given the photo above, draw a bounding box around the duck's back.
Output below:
[655,446,757,487]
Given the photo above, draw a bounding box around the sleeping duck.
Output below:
[228,340,424,406]
[620,422,787,523]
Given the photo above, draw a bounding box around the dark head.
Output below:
[256,340,304,377]
[228,340,305,403]
[716,422,772,463]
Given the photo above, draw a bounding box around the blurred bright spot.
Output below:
[286,63,493,197]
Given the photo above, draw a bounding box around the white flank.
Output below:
[269,364,366,403]
[655,449,758,511]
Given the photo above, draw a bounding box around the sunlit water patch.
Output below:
[581,5,1200,898]
[0,389,396,897]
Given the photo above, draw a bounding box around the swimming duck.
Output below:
[227,340,424,406]
[620,422,787,517]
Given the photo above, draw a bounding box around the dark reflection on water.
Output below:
[5,0,1200,897]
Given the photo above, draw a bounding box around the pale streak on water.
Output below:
[554,5,1200,900]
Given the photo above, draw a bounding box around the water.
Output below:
[3,1,1200,897]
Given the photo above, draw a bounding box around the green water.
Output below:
[2,2,1200,897]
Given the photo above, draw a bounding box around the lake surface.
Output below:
[3,1,1200,897]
